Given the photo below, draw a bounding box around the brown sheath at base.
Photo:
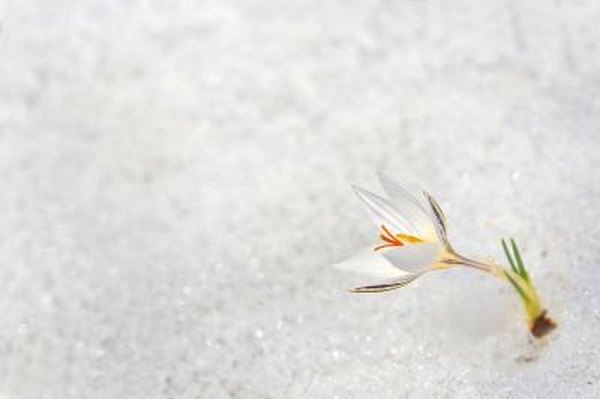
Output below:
[530,310,557,338]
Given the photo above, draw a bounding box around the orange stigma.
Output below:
[373,225,424,251]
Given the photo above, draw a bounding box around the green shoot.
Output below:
[501,239,519,275]
[500,237,555,337]
[510,238,529,282]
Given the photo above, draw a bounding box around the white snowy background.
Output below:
[1,0,599,398]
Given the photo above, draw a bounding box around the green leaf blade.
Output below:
[510,238,530,282]
[504,270,530,304]
[501,238,519,275]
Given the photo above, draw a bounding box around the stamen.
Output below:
[374,225,404,251]
[379,234,397,244]
[373,225,425,252]
[396,233,424,244]
[373,243,400,251]
[380,225,396,241]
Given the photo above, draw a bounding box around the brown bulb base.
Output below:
[530,310,557,338]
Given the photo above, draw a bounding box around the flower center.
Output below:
[373,224,424,251]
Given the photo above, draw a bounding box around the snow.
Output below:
[1,0,599,397]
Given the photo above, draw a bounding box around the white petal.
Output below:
[352,185,418,235]
[378,171,429,213]
[423,191,450,247]
[378,172,437,240]
[381,242,441,273]
[350,273,422,293]
[332,247,408,278]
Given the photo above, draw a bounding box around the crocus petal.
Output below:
[381,241,441,273]
[378,172,438,240]
[423,191,451,249]
[352,185,419,235]
[350,273,422,293]
[332,247,408,278]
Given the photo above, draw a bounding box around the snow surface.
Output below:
[1,0,600,397]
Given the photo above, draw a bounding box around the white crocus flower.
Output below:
[333,172,556,338]
[333,172,469,292]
